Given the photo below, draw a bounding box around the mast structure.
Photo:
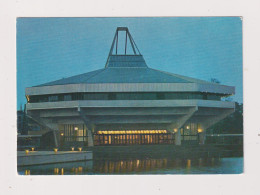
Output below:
[105,27,141,68]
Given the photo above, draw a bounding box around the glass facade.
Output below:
[27,92,222,103]
[59,123,203,146]
[59,123,202,146]
[181,123,200,144]
[59,126,174,146]
[94,130,173,145]
[59,124,88,143]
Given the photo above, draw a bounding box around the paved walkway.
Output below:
[17,150,93,166]
[17,151,89,157]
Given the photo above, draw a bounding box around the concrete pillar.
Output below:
[53,130,59,147]
[87,129,94,147]
[199,131,206,145]
[174,129,181,145]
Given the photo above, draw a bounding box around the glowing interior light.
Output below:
[54,148,58,153]
[25,150,29,155]
[174,128,178,133]
[186,126,190,129]
[78,147,82,152]
[71,147,74,151]
[78,167,83,172]
[31,147,35,151]
[96,130,169,134]
[60,133,64,136]
[25,170,30,175]
[54,168,59,174]
[74,127,78,131]
[187,159,191,168]
[198,129,203,133]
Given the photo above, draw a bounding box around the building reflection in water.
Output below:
[94,158,172,174]
[20,157,223,175]
[25,170,30,175]
[187,159,191,168]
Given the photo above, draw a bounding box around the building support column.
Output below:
[197,108,234,145]
[78,107,94,147]
[87,127,94,147]
[168,107,198,146]
[26,113,59,147]
[198,131,206,145]
[174,129,181,145]
[200,108,234,130]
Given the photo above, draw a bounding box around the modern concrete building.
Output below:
[25,27,235,148]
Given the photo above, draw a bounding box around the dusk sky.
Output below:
[17,17,243,110]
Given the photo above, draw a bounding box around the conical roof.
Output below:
[38,65,215,86]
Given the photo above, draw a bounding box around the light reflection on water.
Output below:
[18,157,243,175]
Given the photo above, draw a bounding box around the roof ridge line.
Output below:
[83,68,107,82]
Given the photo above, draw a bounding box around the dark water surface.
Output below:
[18,156,243,175]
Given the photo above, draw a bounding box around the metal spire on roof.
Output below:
[105,27,142,68]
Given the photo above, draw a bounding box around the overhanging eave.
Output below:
[25,83,234,96]
[26,99,235,110]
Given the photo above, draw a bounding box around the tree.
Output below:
[209,102,243,134]
[210,78,221,84]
